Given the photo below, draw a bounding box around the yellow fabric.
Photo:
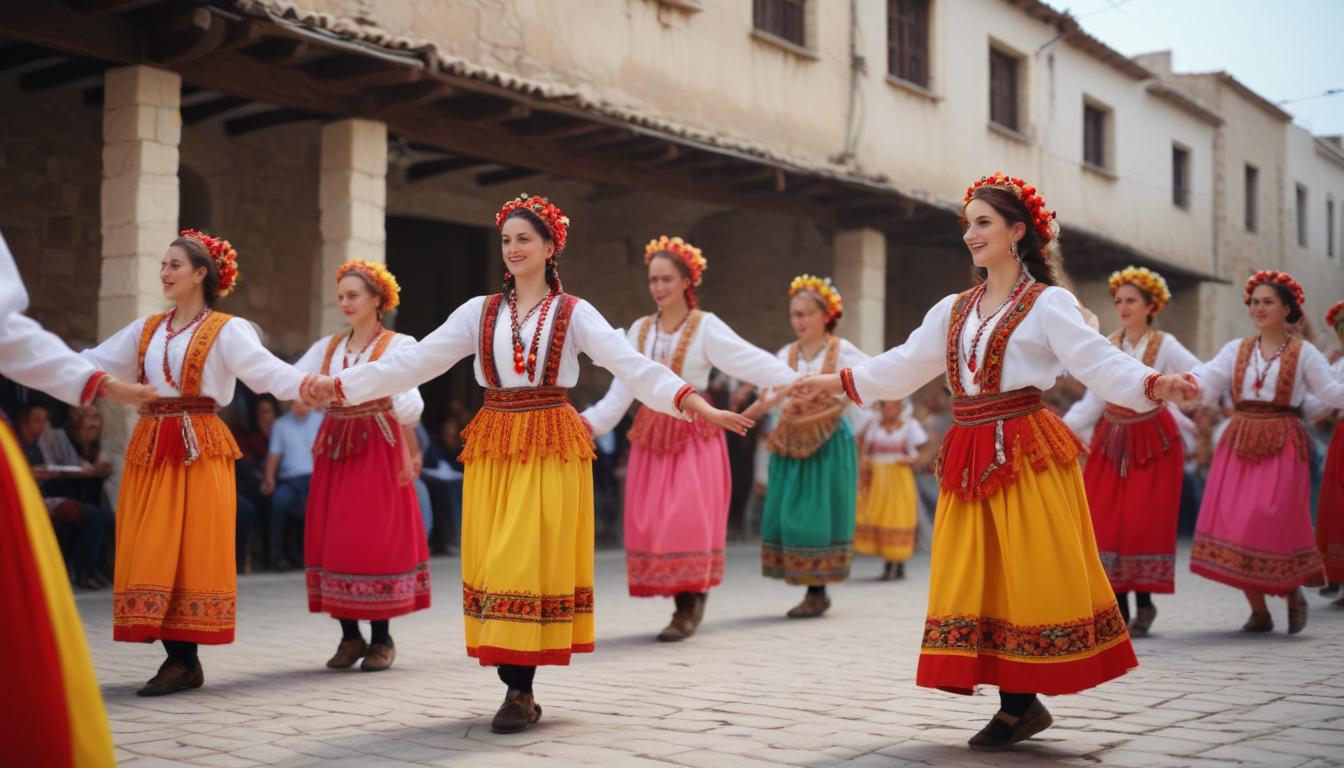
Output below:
[0,422,115,766]
[925,457,1123,662]
[462,450,595,662]
[856,461,917,562]
[114,450,237,642]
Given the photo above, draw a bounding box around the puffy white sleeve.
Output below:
[1189,340,1239,407]
[1,314,106,407]
[1300,341,1344,409]
[1063,389,1106,437]
[339,296,482,405]
[218,319,306,401]
[1040,289,1157,413]
[385,333,425,425]
[904,419,929,459]
[846,295,955,404]
[293,337,329,376]
[1303,391,1332,423]
[1157,334,1201,375]
[581,377,636,437]
[80,317,147,383]
[570,300,690,418]
[701,313,799,388]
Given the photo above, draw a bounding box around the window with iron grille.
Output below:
[1172,145,1190,208]
[1244,164,1259,232]
[1297,184,1309,248]
[1083,103,1107,169]
[754,0,807,47]
[888,0,930,88]
[989,48,1019,131]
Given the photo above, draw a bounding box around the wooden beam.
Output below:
[239,37,310,66]
[146,7,227,65]
[172,46,354,116]
[0,42,61,71]
[0,2,143,63]
[72,0,162,15]
[18,57,108,91]
[182,95,249,125]
[559,128,635,151]
[406,156,492,183]
[361,79,457,117]
[306,55,422,92]
[618,143,678,164]
[224,108,323,136]
[505,116,603,139]
[433,94,527,121]
[476,167,541,187]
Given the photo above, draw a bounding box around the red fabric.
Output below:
[305,413,430,620]
[1084,409,1184,593]
[468,643,595,667]
[0,433,74,768]
[1317,421,1344,581]
[916,639,1138,696]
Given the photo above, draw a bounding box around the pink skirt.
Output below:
[623,409,732,597]
[1191,440,1325,596]
[305,411,431,620]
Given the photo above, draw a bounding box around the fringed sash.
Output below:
[316,330,399,462]
[127,311,240,467]
[629,310,715,453]
[768,336,843,459]
[1220,337,1306,463]
[1092,330,1174,476]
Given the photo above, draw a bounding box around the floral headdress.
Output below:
[179,228,239,298]
[1108,266,1172,315]
[495,193,570,255]
[337,260,401,313]
[645,235,708,309]
[963,172,1059,247]
[789,274,843,323]
[1325,300,1344,331]
[1244,270,1305,308]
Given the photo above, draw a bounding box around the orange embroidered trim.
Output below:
[1233,335,1301,407]
[636,310,705,376]
[80,371,109,406]
[946,283,1047,395]
[480,294,505,388]
[482,386,569,412]
[922,605,1127,660]
[761,542,853,585]
[1109,329,1164,368]
[1221,402,1308,464]
[840,368,861,405]
[459,389,595,463]
[673,384,695,413]
[463,584,593,624]
[125,409,240,468]
[542,295,579,387]
[113,585,236,635]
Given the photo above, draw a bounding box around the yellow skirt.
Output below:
[855,461,918,562]
[114,450,237,644]
[460,389,596,666]
[917,458,1136,695]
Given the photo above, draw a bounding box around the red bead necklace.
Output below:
[963,275,1031,381]
[1251,336,1288,396]
[508,287,558,381]
[161,306,211,391]
[651,309,690,363]
[342,327,384,370]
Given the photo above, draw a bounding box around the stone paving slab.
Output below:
[75,542,1344,767]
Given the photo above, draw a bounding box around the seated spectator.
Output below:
[262,400,323,571]
[422,416,464,555]
[18,405,112,589]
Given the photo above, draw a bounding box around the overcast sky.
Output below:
[1051,0,1344,136]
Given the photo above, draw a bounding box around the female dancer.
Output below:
[1190,271,1344,633]
[295,260,428,671]
[1,231,151,766]
[1317,300,1344,600]
[791,173,1198,750]
[856,399,927,580]
[304,194,751,733]
[82,230,310,695]
[581,236,798,641]
[742,275,867,619]
[1062,267,1199,636]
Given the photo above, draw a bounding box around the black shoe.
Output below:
[968,700,1053,751]
[491,690,542,733]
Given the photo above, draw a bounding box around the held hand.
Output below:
[260,478,275,496]
[1154,373,1200,403]
[704,407,755,436]
[304,375,337,407]
[788,373,844,400]
[100,378,157,406]
[411,453,423,477]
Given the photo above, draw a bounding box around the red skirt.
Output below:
[1083,407,1184,593]
[1317,421,1344,581]
[305,409,430,620]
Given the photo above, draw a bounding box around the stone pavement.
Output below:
[81,543,1344,768]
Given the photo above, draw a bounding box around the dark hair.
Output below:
[1256,281,1304,324]
[965,187,1065,287]
[170,235,221,305]
[648,251,698,309]
[251,393,279,432]
[793,290,840,332]
[502,208,562,293]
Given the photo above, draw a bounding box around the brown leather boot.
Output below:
[326,637,369,669]
[1130,604,1157,638]
[657,593,697,642]
[137,659,204,697]
[786,592,831,619]
[1287,589,1308,635]
[361,640,396,671]
[1241,611,1273,632]
[689,592,708,629]
[491,690,542,734]
[968,699,1053,751]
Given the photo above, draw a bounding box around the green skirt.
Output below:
[761,420,858,585]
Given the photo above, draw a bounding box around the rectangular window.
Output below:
[1328,198,1336,257]
[1297,184,1308,248]
[1172,145,1190,208]
[1083,102,1108,169]
[887,0,930,88]
[753,0,806,47]
[989,48,1019,131]
[1244,164,1259,232]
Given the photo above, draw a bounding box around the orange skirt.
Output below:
[113,434,237,644]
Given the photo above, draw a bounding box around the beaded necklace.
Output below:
[651,309,690,363]
[161,306,211,392]
[963,274,1031,380]
[508,288,558,381]
[1251,335,1289,397]
[342,327,384,370]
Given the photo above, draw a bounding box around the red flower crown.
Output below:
[495,193,570,255]
[337,260,401,313]
[179,228,239,298]
[1244,270,1305,308]
[963,172,1058,246]
[1326,300,1344,330]
[644,236,707,287]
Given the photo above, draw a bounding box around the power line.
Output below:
[1278,88,1343,106]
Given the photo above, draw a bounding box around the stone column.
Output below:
[315,118,387,337]
[98,64,181,497]
[832,227,887,355]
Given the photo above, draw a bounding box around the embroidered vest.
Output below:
[316,329,400,460]
[627,310,718,453]
[767,336,844,459]
[1221,336,1307,463]
[478,292,580,389]
[1102,330,1165,422]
